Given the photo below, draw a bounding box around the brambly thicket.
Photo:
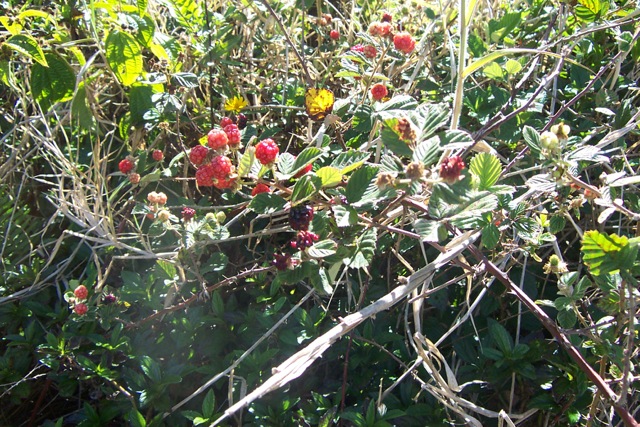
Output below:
[1,0,640,425]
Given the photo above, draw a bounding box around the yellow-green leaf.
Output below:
[581,230,636,276]
[31,53,75,110]
[505,59,522,75]
[315,166,343,188]
[105,30,143,86]
[469,152,502,190]
[4,34,47,66]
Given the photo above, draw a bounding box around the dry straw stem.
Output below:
[210,230,481,426]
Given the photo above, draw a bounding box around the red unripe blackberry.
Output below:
[129,173,140,184]
[74,303,88,316]
[189,145,209,166]
[381,12,392,22]
[363,45,377,58]
[210,155,233,179]
[255,138,279,165]
[74,285,88,300]
[103,294,117,304]
[351,44,365,53]
[251,183,271,196]
[393,32,416,54]
[224,124,241,146]
[214,176,236,190]
[330,29,340,40]
[272,253,293,271]
[207,128,228,150]
[119,158,135,174]
[237,113,248,130]
[220,116,234,128]
[196,164,216,187]
[290,230,319,251]
[152,150,164,161]
[182,207,196,221]
[370,83,388,101]
[288,204,314,231]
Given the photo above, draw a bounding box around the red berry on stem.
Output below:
[129,173,140,184]
[370,83,388,101]
[393,32,416,54]
[220,117,234,128]
[189,145,209,166]
[210,155,233,180]
[224,124,241,146]
[439,155,465,183]
[363,45,377,58]
[119,158,135,174]
[196,164,216,187]
[74,285,88,300]
[207,129,228,150]
[294,163,313,178]
[330,29,340,40]
[214,176,236,190]
[251,183,271,196]
[152,150,164,161]
[182,207,196,220]
[74,303,88,316]
[381,12,392,22]
[255,138,279,165]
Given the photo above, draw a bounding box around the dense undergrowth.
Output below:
[1,0,640,426]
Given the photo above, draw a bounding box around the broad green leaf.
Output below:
[155,259,176,280]
[429,181,498,227]
[463,48,583,79]
[469,152,501,190]
[483,62,504,80]
[248,193,287,214]
[345,166,378,204]
[439,130,474,151]
[582,231,637,276]
[482,222,500,249]
[291,175,322,205]
[413,219,445,243]
[310,266,333,295]
[171,72,199,88]
[31,53,75,110]
[417,104,450,140]
[128,409,146,427]
[5,34,47,66]
[315,166,343,188]
[488,318,513,354]
[307,240,337,258]
[412,136,440,166]
[137,0,149,15]
[488,12,521,43]
[332,205,358,227]
[202,389,215,419]
[374,94,418,112]
[345,228,377,269]
[276,152,295,175]
[330,150,370,174]
[105,30,143,86]
[291,147,324,176]
[0,17,22,34]
[505,59,522,75]
[549,215,566,234]
[522,125,541,155]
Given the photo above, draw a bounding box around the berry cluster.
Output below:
[182,207,196,221]
[119,157,140,184]
[151,149,164,162]
[393,32,416,54]
[288,204,314,231]
[251,183,271,196]
[272,253,297,271]
[290,230,319,251]
[71,285,89,316]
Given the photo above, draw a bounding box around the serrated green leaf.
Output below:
[171,72,199,88]
[582,230,637,276]
[31,53,75,110]
[346,166,378,204]
[290,147,323,177]
[470,152,501,190]
[156,259,177,280]
[549,215,566,234]
[71,82,97,131]
[276,152,296,175]
[413,219,444,243]
[105,30,143,86]
[345,228,377,269]
[310,266,333,295]
[374,94,418,112]
[5,34,47,66]
[332,205,358,227]
[316,166,343,188]
[248,193,287,214]
[439,129,474,151]
[417,104,450,140]
[236,146,255,177]
[482,222,500,249]
[307,240,337,258]
[291,175,322,205]
[412,136,440,166]
[522,125,541,155]
[331,150,370,174]
[128,409,146,427]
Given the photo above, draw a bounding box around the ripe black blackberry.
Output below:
[288,204,314,231]
[237,113,248,130]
